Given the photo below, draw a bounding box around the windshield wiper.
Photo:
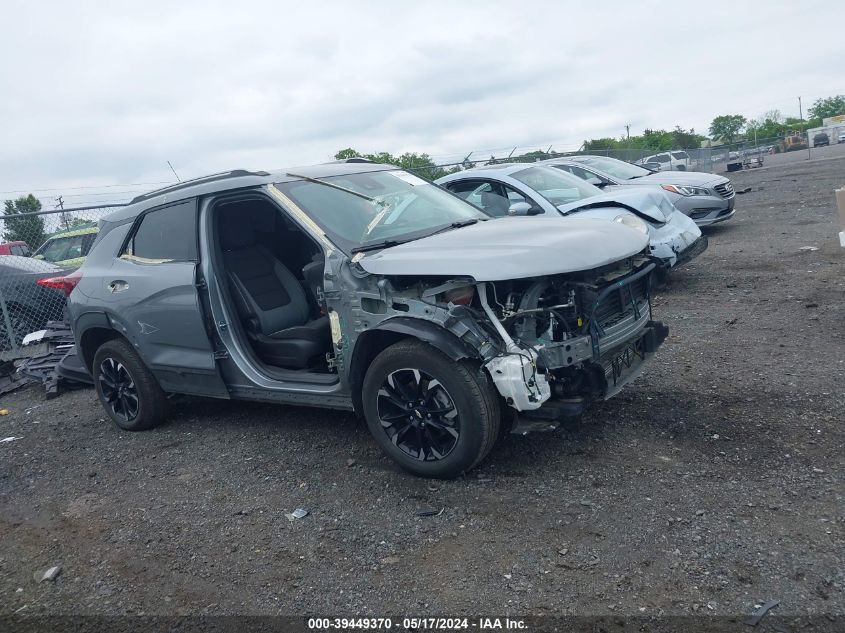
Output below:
[351,239,401,254]
[286,173,377,203]
[423,218,482,237]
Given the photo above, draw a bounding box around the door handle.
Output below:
[108,280,129,293]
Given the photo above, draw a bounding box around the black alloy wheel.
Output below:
[92,338,168,431]
[98,357,140,423]
[376,368,461,461]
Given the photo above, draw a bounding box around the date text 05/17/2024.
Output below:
[307,617,527,630]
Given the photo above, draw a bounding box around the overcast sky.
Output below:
[1,0,843,206]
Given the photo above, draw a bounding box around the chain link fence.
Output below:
[424,132,813,176]
[0,204,125,358]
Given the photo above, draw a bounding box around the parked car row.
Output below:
[436,163,705,269]
[540,155,736,226]
[20,157,735,478]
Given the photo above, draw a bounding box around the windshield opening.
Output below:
[572,157,652,180]
[510,166,601,206]
[275,170,485,253]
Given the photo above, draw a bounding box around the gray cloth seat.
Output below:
[220,211,330,369]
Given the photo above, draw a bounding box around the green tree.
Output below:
[333,148,450,181]
[583,137,619,151]
[808,95,845,121]
[709,114,747,143]
[3,194,46,249]
[334,148,361,160]
[747,110,788,141]
[671,126,705,149]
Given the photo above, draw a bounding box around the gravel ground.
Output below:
[0,157,843,622]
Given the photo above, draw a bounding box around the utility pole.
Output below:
[55,195,70,230]
[625,124,630,140]
[799,96,811,159]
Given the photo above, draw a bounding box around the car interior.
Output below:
[212,197,333,373]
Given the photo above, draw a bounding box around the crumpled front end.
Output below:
[648,210,706,268]
[348,251,667,434]
[475,254,668,430]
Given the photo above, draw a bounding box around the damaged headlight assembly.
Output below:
[613,213,649,234]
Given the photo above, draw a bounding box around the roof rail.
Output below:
[130,169,271,204]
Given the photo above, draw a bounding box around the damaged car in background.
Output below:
[436,163,707,271]
[68,162,667,478]
[541,155,736,227]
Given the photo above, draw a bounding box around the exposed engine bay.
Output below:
[363,253,668,428]
[474,254,666,420]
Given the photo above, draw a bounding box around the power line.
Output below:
[0,180,175,195]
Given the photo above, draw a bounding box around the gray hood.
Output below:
[357,217,648,281]
[555,188,677,223]
[627,170,727,187]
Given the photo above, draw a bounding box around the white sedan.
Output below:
[436,163,707,270]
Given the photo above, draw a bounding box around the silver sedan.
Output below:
[541,155,736,227]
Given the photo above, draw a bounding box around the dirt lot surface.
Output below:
[1,158,843,623]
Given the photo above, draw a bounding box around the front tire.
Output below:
[362,340,500,478]
[93,338,168,431]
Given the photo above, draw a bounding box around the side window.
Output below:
[446,180,486,201]
[656,154,670,163]
[502,184,528,203]
[559,165,599,182]
[40,237,72,262]
[21,245,30,256]
[11,245,23,256]
[123,200,198,263]
[446,180,491,211]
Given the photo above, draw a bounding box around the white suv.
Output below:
[638,151,691,172]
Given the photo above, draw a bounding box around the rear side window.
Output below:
[655,154,670,163]
[445,179,486,198]
[123,200,197,263]
[11,245,23,255]
[671,151,689,159]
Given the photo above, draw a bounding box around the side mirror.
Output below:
[586,177,607,188]
[508,201,541,216]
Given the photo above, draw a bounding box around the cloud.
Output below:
[1,0,843,204]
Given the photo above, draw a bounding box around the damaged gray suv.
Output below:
[68,162,667,478]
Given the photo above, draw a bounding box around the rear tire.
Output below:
[362,339,500,478]
[93,338,168,431]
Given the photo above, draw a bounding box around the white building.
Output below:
[807,114,845,147]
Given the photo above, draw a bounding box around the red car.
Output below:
[0,241,31,257]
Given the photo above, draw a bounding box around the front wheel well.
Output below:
[348,330,409,416]
[348,321,478,416]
